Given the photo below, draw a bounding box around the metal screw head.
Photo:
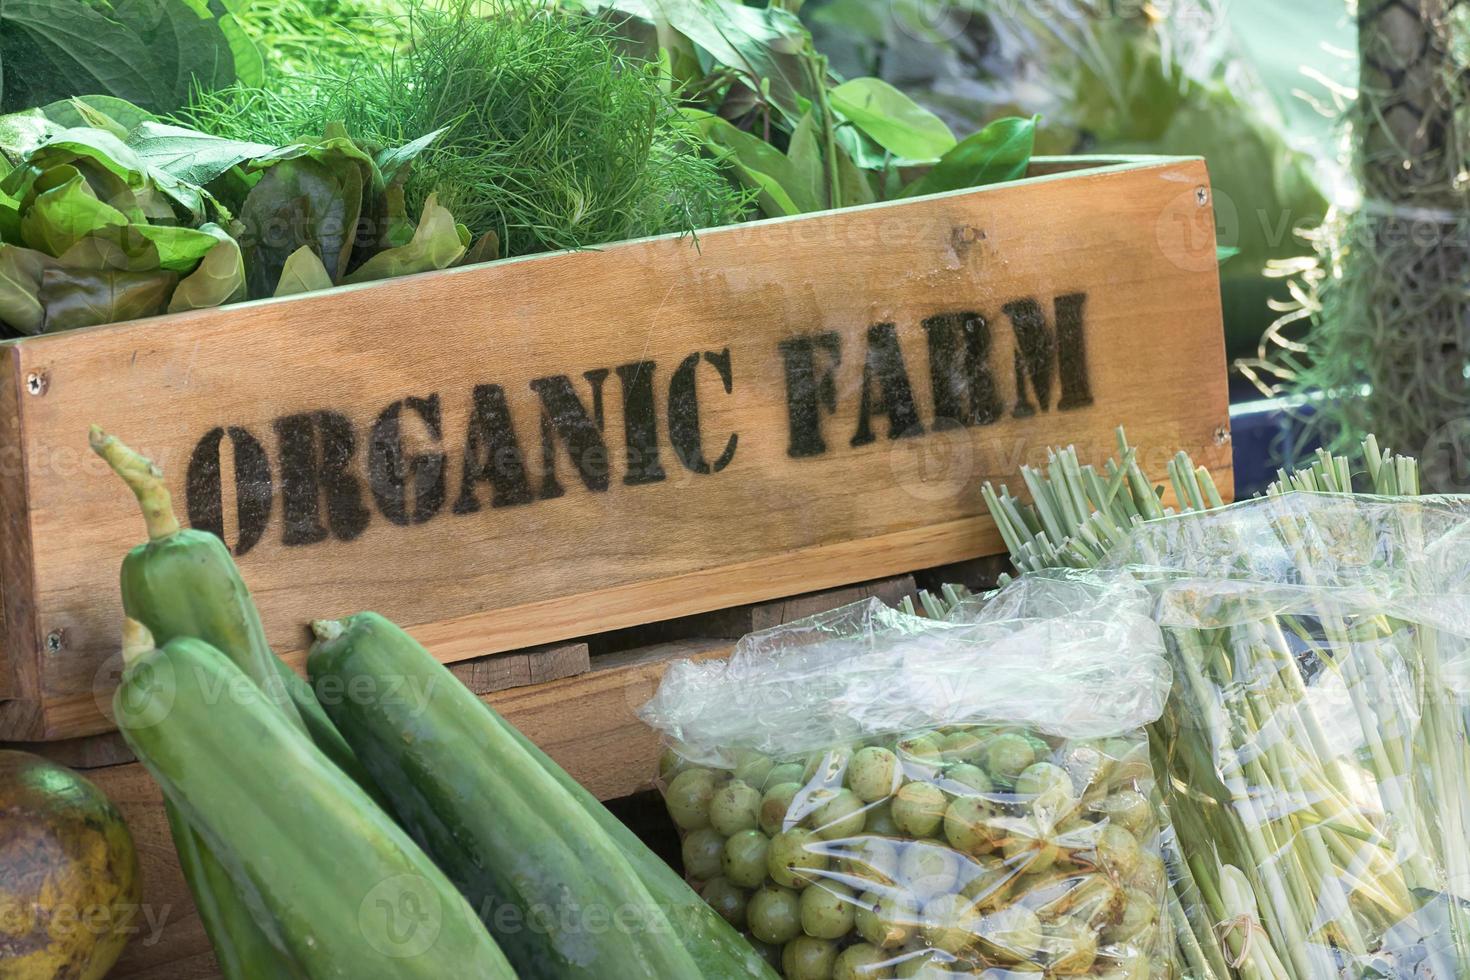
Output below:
[1214,425,1232,446]
[25,371,47,396]
[1195,187,1211,207]
[45,628,65,653]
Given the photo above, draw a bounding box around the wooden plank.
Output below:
[0,730,134,769]
[448,640,589,695]
[0,157,1231,739]
[96,636,731,979]
[605,573,916,646]
[0,347,38,716]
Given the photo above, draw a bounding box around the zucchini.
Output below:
[117,621,515,980]
[309,613,712,979]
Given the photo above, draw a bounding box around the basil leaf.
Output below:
[899,116,1037,199]
[828,77,955,163]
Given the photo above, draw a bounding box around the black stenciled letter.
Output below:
[454,384,533,513]
[778,332,842,458]
[923,312,1003,430]
[273,411,371,546]
[669,350,738,475]
[186,426,273,556]
[851,322,924,448]
[369,395,447,526]
[1004,293,1093,417]
[614,362,666,486]
[530,373,610,499]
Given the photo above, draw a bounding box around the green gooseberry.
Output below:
[1095,824,1143,881]
[920,892,982,956]
[897,841,960,902]
[939,763,992,797]
[959,855,1017,909]
[976,904,1043,963]
[942,796,995,856]
[767,762,806,788]
[938,729,986,763]
[812,788,868,840]
[848,746,901,802]
[835,836,901,887]
[709,779,762,836]
[1014,762,1077,822]
[681,827,725,881]
[799,881,856,939]
[722,829,771,889]
[984,734,1036,786]
[865,800,901,836]
[1103,886,1158,946]
[803,745,854,786]
[768,827,829,889]
[834,942,896,980]
[666,767,720,830]
[658,747,689,781]
[783,935,839,980]
[700,875,747,928]
[1095,789,1153,837]
[854,888,920,949]
[1045,915,1099,973]
[760,782,802,836]
[748,884,802,945]
[732,750,777,789]
[891,782,946,838]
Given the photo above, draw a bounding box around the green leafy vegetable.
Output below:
[168,224,246,312]
[273,246,335,298]
[680,109,807,216]
[343,194,466,284]
[184,6,749,257]
[898,115,1037,199]
[827,77,955,162]
[0,0,262,116]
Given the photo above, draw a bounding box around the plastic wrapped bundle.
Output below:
[1107,491,1470,978]
[640,573,1178,977]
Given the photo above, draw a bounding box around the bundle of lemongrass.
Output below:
[948,431,1470,979]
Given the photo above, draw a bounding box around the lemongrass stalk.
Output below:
[1219,863,1295,980]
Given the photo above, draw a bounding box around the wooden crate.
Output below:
[0,155,1231,742]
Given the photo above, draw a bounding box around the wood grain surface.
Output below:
[0,157,1230,739]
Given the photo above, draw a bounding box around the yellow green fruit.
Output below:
[0,751,141,980]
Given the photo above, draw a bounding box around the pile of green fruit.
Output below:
[660,726,1169,978]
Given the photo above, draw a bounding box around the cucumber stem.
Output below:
[310,619,346,643]
[89,425,181,541]
[121,618,155,668]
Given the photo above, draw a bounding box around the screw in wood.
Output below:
[45,628,65,653]
[1195,187,1210,207]
[25,371,48,396]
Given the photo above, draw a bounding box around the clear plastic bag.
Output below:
[1103,491,1470,978]
[640,573,1178,977]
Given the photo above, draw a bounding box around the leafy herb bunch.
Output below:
[186,1,749,256]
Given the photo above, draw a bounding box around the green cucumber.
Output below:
[117,623,514,980]
[309,612,711,979]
